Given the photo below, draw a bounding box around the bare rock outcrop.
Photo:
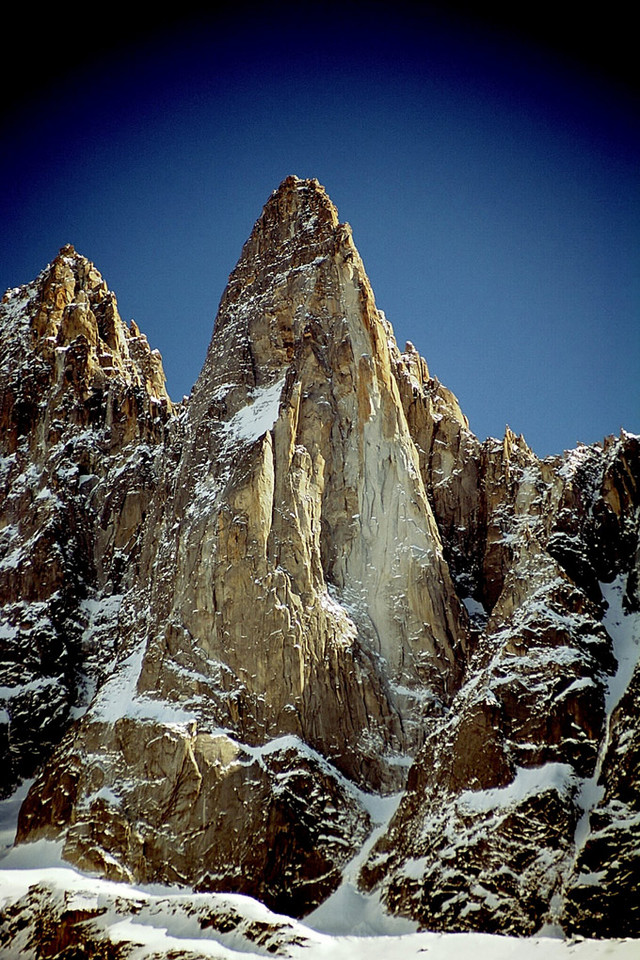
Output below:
[0,873,317,958]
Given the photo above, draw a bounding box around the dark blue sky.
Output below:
[2,3,638,458]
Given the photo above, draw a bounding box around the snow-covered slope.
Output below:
[1,853,637,959]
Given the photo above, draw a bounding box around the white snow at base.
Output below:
[0,865,638,959]
[305,790,413,937]
[0,571,637,956]
[222,378,285,443]
[0,713,638,955]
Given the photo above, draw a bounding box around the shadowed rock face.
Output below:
[0,247,172,794]
[359,380,640,934]
[2,178,639,933]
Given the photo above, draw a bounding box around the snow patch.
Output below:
[88,640,197,727]
[457,763,576,815]
[600,575,640,714]
[304,789,414,937]
[222,377,285,444]
[573,574,640,850]
[463,597,487,619]
[0,781,34,858]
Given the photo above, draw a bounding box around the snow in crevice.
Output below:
[69,593,125,719]
[462,595,489,628]
[600,576,640,715]
[0,780,33,859]
[304,789,414,937]
[570,573,640,869]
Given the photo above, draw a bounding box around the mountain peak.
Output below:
[2,179,639,944]
[193,177,364,406]
[0,244,172,459]
[240,175,341,266]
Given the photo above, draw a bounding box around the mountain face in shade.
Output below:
[1,177,638,947]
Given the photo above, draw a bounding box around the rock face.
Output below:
[359,430,640,934]
[0,246,172,794]
[1,177,638,939]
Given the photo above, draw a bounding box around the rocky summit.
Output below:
[1,176,638,953]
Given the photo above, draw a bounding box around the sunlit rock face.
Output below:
[135,176,470,786]
[2,178,639,934]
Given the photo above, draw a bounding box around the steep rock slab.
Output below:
[0,248,172,795]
